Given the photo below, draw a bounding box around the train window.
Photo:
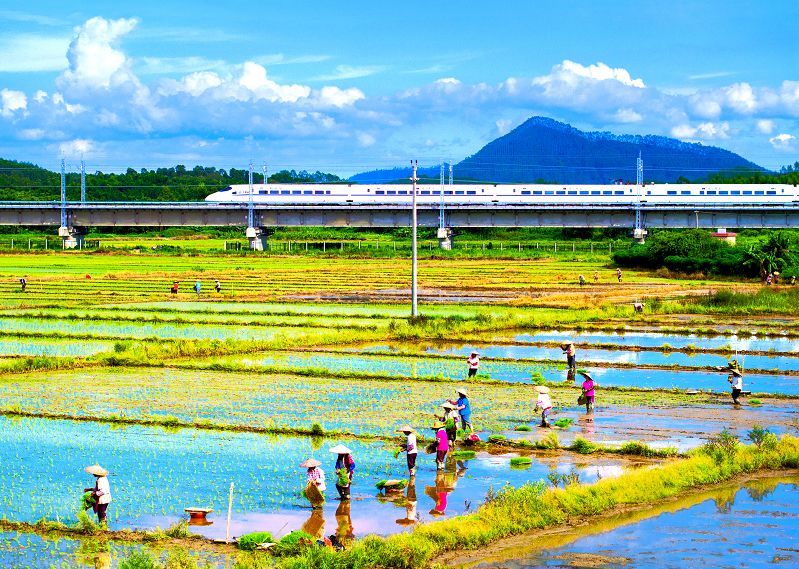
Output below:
[481,189,485,193]
[603,191,612,195]
[755,191,764,195]
[292,190,301,195]
[399,190,408,195]
[545,190,554,195]
[699,191,704,195]
[222,186,233,192]
[767,190,776,195]
[591,191,600,195]
[556,190,566,195]
[421,191,430,195]
[455,190,464,195]
[667,191,677,195]
[743,191,752,195]
[314,190,325,195]
[681,191,691,195]
[718,191,728,195]
[375,190,385,195]
[646,191,652,195]
[521,190,531,195]
[567,190,577,195]
[706,191,716,195]
[466,190,476,195]
[326,191,331,195]
[281,190,290,195]
[614,190,624,195]
[259,190,268,195]
[270,190,279,195]
[445,191,453,195]
[533,190,542,195]
[580,191,589,195]
[303,190,312,195]
[387,190,396,195]
[731,191,740,195]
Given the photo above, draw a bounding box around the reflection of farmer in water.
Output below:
[425,470,455,517]
[335,499,354,544]
[301,507,325,539]
[396,475,418,526]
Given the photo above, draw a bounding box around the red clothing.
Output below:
[436,428,449,451]
[467,355,479,370]
[582,379,595,397]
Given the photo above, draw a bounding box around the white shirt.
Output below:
[536,393,552,410]
[406,432,417,455]
[96,476,112,504]
[730,375,743,390]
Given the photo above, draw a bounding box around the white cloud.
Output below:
[769,133,796,150]
[671,121,730,140]
[688,71,735,81]
[534,60,645,89]
[316,86,364,108]
[58,17,140,90]
[357,132,376,147]
[756,119,774,134]
[237,62,310,103]
[0,35,69,72]
[724,83,757,114]
[496,119,512,135]
[58,139,93,157]
[0,89,27,117]
[159,71,224,97]
[17,128,45,140]
[613,108,642,123]
[314,65,385,81]
[137,56,227,76]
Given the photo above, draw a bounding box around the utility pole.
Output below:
[248,161,254,228]
[80,160,86,203]
[262,163,268,185]
[60,159,66,228]
[411,160,418,317]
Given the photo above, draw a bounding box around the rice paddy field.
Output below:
[0,249,797,568]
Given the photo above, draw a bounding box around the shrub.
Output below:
[238,531,274,551]
[570,437,597,454]
[536,432,559,449]
[119,553,160,569]
[310,423,324,436]
[618,441,659,457]
[273,530,316,556]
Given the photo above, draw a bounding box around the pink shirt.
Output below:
[467,355,479,369]
[436,428,449,451]
[582,379,595,397]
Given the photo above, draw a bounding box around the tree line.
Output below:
[0,159,343,202]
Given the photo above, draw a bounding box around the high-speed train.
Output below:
[204,183,798,204]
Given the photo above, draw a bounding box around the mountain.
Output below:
[351,117,766,184]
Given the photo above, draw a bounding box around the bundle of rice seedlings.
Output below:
[554,417,573,429]
[450,450,476,459]
[514,425,532,431]
[487,434,507,443]
[510,456,532,467]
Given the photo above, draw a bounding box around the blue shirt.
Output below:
[457,396,471,420]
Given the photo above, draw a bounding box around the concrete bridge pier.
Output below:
[58,226,85,249]
[632,228,648,244]
[437,227,454,250]
[245,226,268,251]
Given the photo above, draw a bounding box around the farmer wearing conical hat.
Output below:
[534,385,553,428]
[330,444,355,500]
[467,351,480,378]
[561,342,576,370]
[448,387,473,434]
[397,425,418,476]
[579,371,596,414]
[728,368,744,405]
[300,458,325,508]
[433,421,449,470]
[436,401,460,444]
[83,464,112,524]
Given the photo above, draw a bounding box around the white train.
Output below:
[205,183,798,204]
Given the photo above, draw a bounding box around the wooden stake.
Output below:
[226,482,234,543]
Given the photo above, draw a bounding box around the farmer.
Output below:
[170,281,179,295]
[194,280,201,296]
[534,385,553,427]
[593,271,599,283]
[83,464,112,524]
[19,277,26,292]
[774,272,780,285]
[792,275,797,286]
[728,368,744,405]
[467,351,480,378]
[580,371,596,413]
[436,402,459,444]
[300,458,325,508]
[397,425,418,476]
[561,342,576,370]
[616,268,622,282]
[633,302,644,313]
[215,280,221,293]
[330,444,355,500]
[449,388,473,433]
[578,274,586,286]
[433,421,449,470]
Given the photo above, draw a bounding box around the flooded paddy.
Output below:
[0,416,633,540]
[211,349,799,395]
[512,330,799,353]
[471,475,799,569]
[0,336,114,356]
[1,368,796,450]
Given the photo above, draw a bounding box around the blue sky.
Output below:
[0,0,796,176]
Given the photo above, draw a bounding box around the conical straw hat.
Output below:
[84,464,108,476]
